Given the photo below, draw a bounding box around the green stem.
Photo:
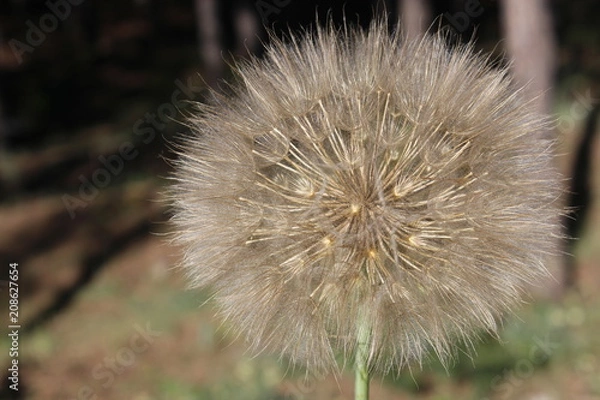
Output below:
[354,312,370,400]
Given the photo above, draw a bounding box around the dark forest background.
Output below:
[0,1,599,399]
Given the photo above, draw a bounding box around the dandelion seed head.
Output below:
[170,20,563,375]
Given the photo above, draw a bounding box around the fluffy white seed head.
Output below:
[169,20,563,375]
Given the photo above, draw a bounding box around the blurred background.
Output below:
[0,0,599,399]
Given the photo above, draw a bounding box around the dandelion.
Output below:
[169,19,562,397]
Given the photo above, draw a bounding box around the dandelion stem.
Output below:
[355,311,370,400]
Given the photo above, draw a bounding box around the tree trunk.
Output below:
[501,0,566,296]
[399,0,432,40]
[501,0,556,118]
[233,3,261,59]
[194,0,223,88]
